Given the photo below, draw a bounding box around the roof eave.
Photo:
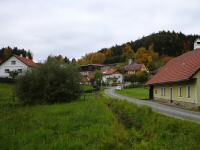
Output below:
[146,78,192,86]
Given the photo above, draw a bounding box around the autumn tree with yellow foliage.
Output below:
[135,44,161,71]
[122,44,135,62]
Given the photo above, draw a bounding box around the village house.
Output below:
[0,55,37,78]
[80,64,104,75]
[124,60,148,75]
[102,69,123,85]
[146,39,200,108]
[80,64,105,84]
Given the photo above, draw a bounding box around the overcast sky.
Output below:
[0,0,200,62]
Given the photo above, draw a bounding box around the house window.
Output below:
[11,61,16,65]
[187,86,191,98]
[155,89,157,94]
[178,87,182,97]
[161,87,166,96]
[5,69,9,73]
[18,69,22,73]
[161,88,166,96]
[163,88,166,96]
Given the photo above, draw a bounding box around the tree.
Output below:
[90,53,105,64]
[64,56,70,64]
[27,50,33,59]
[3,47,12,59]
[122,44,135,62]
[135,47,149,64]
[16,57,81,104]
[93,70,103,89]
[135,71,149,83]
[71,58,76,64]
[9,70,19,80]
[135,47,160,71]
[115,64,125,73]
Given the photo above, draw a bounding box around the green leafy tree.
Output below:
[27,50,33,59]
[16,57,81,104]
[93,71,103,88]
[9,70,19,80]
[71,58,76,64]
[135,71,149,83]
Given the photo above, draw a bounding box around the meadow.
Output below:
[116,87,149,100]
[0,84,128,150]
[1,83,200,150]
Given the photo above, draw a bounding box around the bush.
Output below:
[124,71,149,84]
[81,85,96,93]
[0,77,14,83]
[16,57,81,104]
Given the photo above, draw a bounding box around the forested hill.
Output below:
[0,47,33,63]
[130,31,199,56]
[77,31,200,69]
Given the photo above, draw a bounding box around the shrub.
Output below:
[0,77,14,83]
[135,71,149,83]
[124,71,149,84]
[16,57,81,104]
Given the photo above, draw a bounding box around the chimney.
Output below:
[194,38,200,50]
[128,59,133,65]
[26,56,29,59]
[20,54,23,57]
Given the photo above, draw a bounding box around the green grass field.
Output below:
[0,84,129,150]
[0,83,16,106]
[106,99,200,150]
[116,87,149,100]
[1,83,200,150]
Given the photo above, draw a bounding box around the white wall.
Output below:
[102,73,123,84]
[194,38,200,49]
[0,56,29,78]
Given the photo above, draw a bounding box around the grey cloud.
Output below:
[0,0,200,62]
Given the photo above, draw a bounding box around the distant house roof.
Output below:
[146,49,200,85]
[15,55,38,68]
[102,69,119,75]
[0,55,38,68]
[124,62,143,72]
[80,64,105,67]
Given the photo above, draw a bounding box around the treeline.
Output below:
[0,46,33,62]
[132,31,199,56]
[77,31,200,70]
[47,55,77,64]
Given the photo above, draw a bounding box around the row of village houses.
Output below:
[0,54,148,84]
[0,39,200,108]
[79,60,148,85]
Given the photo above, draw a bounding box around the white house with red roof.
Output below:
[146,40,200,107]
[0,55,37,78]
[102,69,123,85]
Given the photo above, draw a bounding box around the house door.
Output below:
[170,87,173,103]
[149,85,153,99]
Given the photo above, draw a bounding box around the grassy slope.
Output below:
[0,83,15,105]
[0,84,129,150]
[116,87,149,100]
[1,83,200,150]
[105,99,200,150]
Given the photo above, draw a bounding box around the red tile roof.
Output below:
[15,55,38,68]
[102,69,118,75]
[80,64,105,67]
[146,49,200,85]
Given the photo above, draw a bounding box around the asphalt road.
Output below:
[105,88,200,124]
